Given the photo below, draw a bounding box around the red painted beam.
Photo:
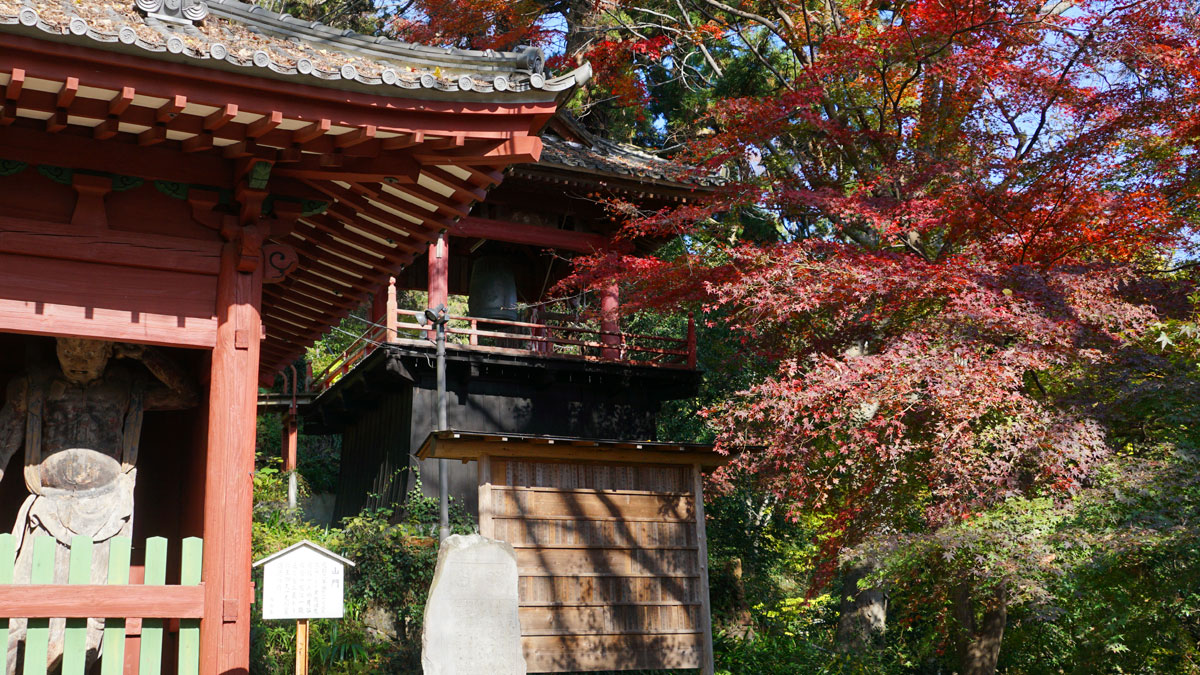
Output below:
[379,182,472,219]
[0,217,222,275]
[411,136,543,166]
[348,183,456,231]
[422,166,489,201]
[0,72,541,169]
[319,219,422,266]
[274,274,359,312]
[452,217,610,253]
[306,181,439,240]
[2,36,558,137]
[272,153,422,183]
[0,585,204,618]
[0,123,233,185]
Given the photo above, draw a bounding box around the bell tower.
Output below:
[299,112,723,674]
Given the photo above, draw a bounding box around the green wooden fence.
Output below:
[0,534,202,675]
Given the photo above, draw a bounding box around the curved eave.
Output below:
[0,30,584,382]
[0,18,590,105]
[511,162,714,202]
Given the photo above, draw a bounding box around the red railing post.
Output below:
[386,276,398,343]
[687,312,697,369]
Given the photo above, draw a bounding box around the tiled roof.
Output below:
[538,134,723,188]
[0,0,588,100]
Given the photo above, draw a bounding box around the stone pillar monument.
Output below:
[422,534,526,675]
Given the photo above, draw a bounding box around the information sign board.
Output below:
[254,540,354,620]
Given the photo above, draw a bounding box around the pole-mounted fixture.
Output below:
[417,302,451,541]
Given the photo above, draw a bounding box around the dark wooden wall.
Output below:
[318,346,701,522]
[332,387,413,521]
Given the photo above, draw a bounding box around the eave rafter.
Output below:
[0,56,548,189]
[0,40,562,380]
[303,180,439,239]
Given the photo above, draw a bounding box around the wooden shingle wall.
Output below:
[334,389,414,520]
[478,457,714,673]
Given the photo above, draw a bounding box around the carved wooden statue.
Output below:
[0,338,197,672]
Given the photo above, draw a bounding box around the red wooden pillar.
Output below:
[600,282,620,360]
[427,232,448,339]
[200,226,263,675]
[281,407,299,508]
[281,410,298,473]
[369,283,387,352]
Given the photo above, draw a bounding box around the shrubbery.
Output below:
[250,456,471,674]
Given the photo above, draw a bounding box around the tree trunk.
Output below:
[562,0,605,61]
[953,580,1007,675]
[835,559,887,652]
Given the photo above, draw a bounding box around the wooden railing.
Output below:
[406,314,693,364]
[0,534,203,675]
[311,309,697,392]
[310,324,387,392]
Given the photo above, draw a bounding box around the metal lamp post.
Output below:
[420,303,451,541]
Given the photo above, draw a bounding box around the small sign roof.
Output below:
[416,429,731,467]
[253,540,355,568]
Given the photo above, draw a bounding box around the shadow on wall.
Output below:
[497,460,705,673]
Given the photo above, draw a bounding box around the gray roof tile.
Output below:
[0,0,589,101]
[537,134,722,188]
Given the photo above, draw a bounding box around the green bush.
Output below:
[250,456,472,673]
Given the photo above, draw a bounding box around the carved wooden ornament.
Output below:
[262,242,298,283]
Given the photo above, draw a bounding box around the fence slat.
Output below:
[0,533,15,665]
[61,536,93,675]
[138,537,167,675]
[22,536,56,675]
[177,538,203,675]
[100,537,132,675]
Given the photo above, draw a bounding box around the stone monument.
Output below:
[422,534,526,675]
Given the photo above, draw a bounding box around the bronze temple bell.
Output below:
[468,256,520,322]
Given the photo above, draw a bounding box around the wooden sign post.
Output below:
[254,540,354,674]
[295,619,309,675]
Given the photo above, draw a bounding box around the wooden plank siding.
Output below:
[333,388,415,520]
[0,230,220,347]
[479,458,712,673]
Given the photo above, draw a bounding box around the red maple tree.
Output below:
[388,0,1200,668]
[386,0,556,51]
[564,0,1200,582]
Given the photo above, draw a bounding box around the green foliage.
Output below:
[250,458,466,673]
[997,450,1200,674]
[255,415,341,495]
[305,308,371,382]
[251,0,379,40]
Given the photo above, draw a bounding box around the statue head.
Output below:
[55,338,114,384]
